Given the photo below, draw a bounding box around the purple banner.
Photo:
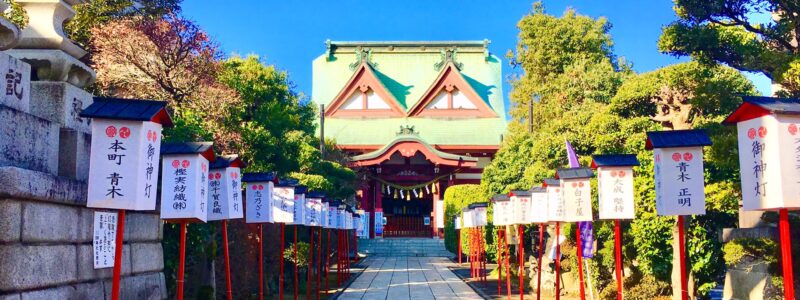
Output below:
[579,221,594,258]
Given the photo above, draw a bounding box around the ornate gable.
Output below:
[325,62,406,118]
[407,62,496,118]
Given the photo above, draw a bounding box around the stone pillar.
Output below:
[0,1,166,299]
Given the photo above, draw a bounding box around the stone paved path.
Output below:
[338,257,483,300]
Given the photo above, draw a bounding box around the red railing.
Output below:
[383,216,432,237]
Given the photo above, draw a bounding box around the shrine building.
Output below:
[312,41,506,238]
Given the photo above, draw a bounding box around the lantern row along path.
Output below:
[338,256,482,300]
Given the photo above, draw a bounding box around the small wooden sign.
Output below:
[92,211,117,269]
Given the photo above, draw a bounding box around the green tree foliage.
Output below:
[485,2,757,297]
[658,0,800,97]
[67,0,181,48]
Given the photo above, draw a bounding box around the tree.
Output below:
[658,0,800,96]
[217,55,357,199]
[90,15,242,151]
[611,61,756,130]
[486,2,757,297]
[67,0,181,49]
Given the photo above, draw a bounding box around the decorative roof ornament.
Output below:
[349,47,377,70]
[396,125,417,136]
[434,47,463,71]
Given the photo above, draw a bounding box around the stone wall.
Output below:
[0,51,167,299]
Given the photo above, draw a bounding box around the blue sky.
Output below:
[183,0,771,114]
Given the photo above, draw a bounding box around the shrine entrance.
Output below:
[348,132,482,239]
[382,191,434,238]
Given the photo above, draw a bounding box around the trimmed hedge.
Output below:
[444,184,490,256]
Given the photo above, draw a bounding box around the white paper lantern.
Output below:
[509,190,532,225]
[326,202,338,229]
[724,96,800,210]
[544,178,565,222]
[492,194,511,226]
[159,142,215,222]
[207,156,245,221]
[82,99,173,211]
[293,186,307,225]
[242,172,279,223]
[461,207,473,228]
[592,154,639,220]
[305,192,325,227]
[469,203,488,227]
[528,187,549,223]
[454,216,461,230]
[337,206,346,229]
[272,184,296,224]
[647,130,712,216]
[556,167,594,222]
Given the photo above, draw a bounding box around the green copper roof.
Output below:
[312,41,506,146]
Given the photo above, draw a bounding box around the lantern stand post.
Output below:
[317,227,322,300]
[779,208,795,300]
[614,220,623,300]
[504,227,511,300]
[110,210,126,300]
[576,224,586,300]
[177,220,188,300]
[307,227,313,300]
[480,227,486,286]
[259,224,264,300]
[336,230,341,286]
[555,222,561,300]
[677,216,688,300]
[279,223,284,300]
[519,225,525,300]
[537,223,544,300]
[497,229,503,296]
[325,228,331,295]
[294,225,299,300]
[221,220,233,300]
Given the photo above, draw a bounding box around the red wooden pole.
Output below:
[677,216,688,300]
[279,223,284,300]
[555,222,560,300]
[325,228,331,295]
[307,227,313,300]
[498,229,503,295]
[337,230,341,286]
[614,220,623,300]
[779,208,795,300]
[519,225,525,300]
[537,224,544,300]
[505,227,511,300]
[259,224,264,300]
[221,220,233,300]
[177,220,187,300]
[576,224,586,300]
[294,226,298,300]
[317,227,322,300]
[482,227,487,285]
[111,210,126,300]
